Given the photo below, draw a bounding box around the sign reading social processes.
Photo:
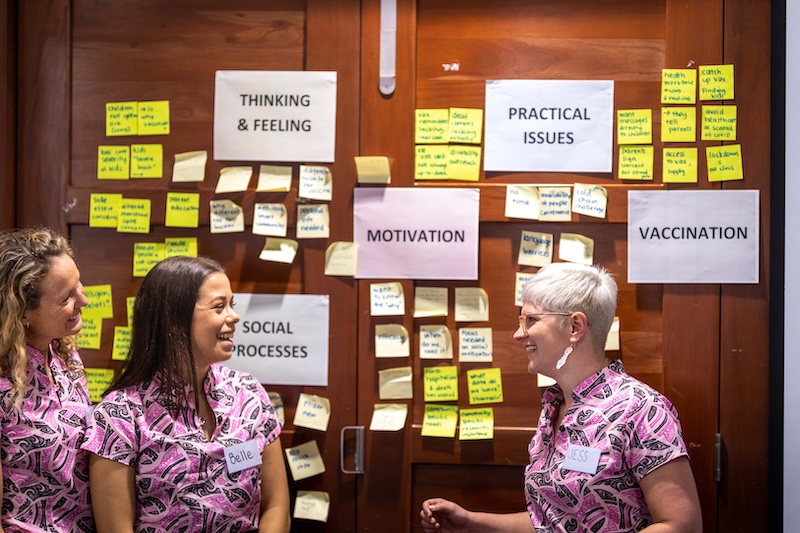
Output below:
[222,294,330,386]
[628,190,759,283]
[214,71,337,162]
[484,79,614,172]
[354,188,480,279]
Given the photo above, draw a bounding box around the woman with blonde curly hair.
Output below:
[0,227,94,532]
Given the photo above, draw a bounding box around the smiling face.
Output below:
[23,253,88,354]
[190,272,240,370]
[513,303,572,377]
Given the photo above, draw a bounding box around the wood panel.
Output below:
[0,0,15,230]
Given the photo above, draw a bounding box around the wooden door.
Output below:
[16,1,362,531]
[357,1,770,532]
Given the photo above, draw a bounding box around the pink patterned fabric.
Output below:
[82,364,281,532]
[525,360,688,532]
[0,347,94,532]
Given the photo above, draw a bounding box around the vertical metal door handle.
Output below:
[340,425,365,474]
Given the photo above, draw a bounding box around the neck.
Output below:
[555,351,607,407]
[195,365,210,391]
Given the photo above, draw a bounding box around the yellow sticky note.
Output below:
[467,368,503,405]
[701,105,737,141]
[117,198,151,233]
[296,204,330,239]
[605,317,620,352]
[661,107,696,142]
[165,192,200,228]
[285,440,326,481]
[454,287,489,322]
[89,193,122,228]
[97,146,130,180]
[459,407,494,440]
[216,166,253,193]
[370,282,405,317]
[137,100,170,135]
[424,365,458,402]
[378,366,413,400]
[256,164,292,192]
[505,185,540,220]
[253,203,288,237]
[518,230,554,268]
[661,69,697,104]
[414,145,449,181]
[459,328,493,362]
[354,156,391,184]
[617,109,652,145]
[618,146,654,181]
[112,326,131,361]
[172,150,207,183]
[699,64,734,101]
[413,287,447,318]
[210,200,244,233]
[415,109,449,144]
[133,242,165,277]
[375,324,410,358]
[82,284,114,319]
[663,147,699,183]
[572,183,607,219]
[421,404,459,438]
[126,296,136,326]
[259,237,298,264]
[369,404,408,431]
[324,242,358,277]
[419,325,453,360]
[130,144,163,178]
[293,491,330,523]
[448,107,483,144]
[165,237,198,258]
[106,102,138,136]
[515,272,535,307]
[448,145,481,182]
[77,316,102,350]
[85,368,114,403]
[706,144,744,182]
[293,393,332,432]
[559,233,595,266]
[298,165,333,201]
[539,186,572,222]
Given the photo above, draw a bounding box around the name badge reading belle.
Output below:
[225,439,261,474]
[563,444,601,475]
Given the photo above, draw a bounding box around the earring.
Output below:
[556,344,574,370]
[23,322,30,329]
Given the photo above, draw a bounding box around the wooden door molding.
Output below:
[1,0,16,230]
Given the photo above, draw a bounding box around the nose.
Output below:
[513,323,528,341]
[76,284,89,308]
[226,310,240,324]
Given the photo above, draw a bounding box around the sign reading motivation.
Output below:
[353,188,479,280]
[214,71,337,162]
[628,190,759,283]
[222,294,330,386]
[484,80,614,172]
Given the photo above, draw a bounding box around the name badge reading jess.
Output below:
[563,444,602,475]
[225,439,261,474]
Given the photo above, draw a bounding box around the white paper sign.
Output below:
[354,188,480,280]
[214,70,337,162]
[628,190,759,283]
[484,80,614,172]
[223,293,330,386]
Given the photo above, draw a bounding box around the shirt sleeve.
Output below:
[626,387,689,482]
[81,389,140,467]
[240,373,282,447]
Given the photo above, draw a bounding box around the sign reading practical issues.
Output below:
[214,71,337,162]
[628,190,759,284]
[353,188,479,280]
[222,293,330,386]
[484,80,614,172]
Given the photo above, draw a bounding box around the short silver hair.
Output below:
[521,263,617,351]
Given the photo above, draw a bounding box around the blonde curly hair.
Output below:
[0,227,81,408]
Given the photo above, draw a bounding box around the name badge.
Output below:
[563,444,601,474]
[224,439,261,474]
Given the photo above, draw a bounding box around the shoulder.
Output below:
[212,365,265,394]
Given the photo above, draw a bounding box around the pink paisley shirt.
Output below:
[0,346,94,532]
[82,364,281,532]
[524,360,688,532]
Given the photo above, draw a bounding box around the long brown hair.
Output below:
[0,227,81,408]
[107,255,226,416]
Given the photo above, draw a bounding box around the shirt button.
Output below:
[559,426,566,432]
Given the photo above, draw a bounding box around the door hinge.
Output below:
[715,433,722,482]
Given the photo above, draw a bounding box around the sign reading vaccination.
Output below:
[213,71,337,162]
[222,293,330,386]
[483,79,614,172]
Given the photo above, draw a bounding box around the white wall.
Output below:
[785,2,799,531]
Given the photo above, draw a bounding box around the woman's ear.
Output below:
[568,312,589,343]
